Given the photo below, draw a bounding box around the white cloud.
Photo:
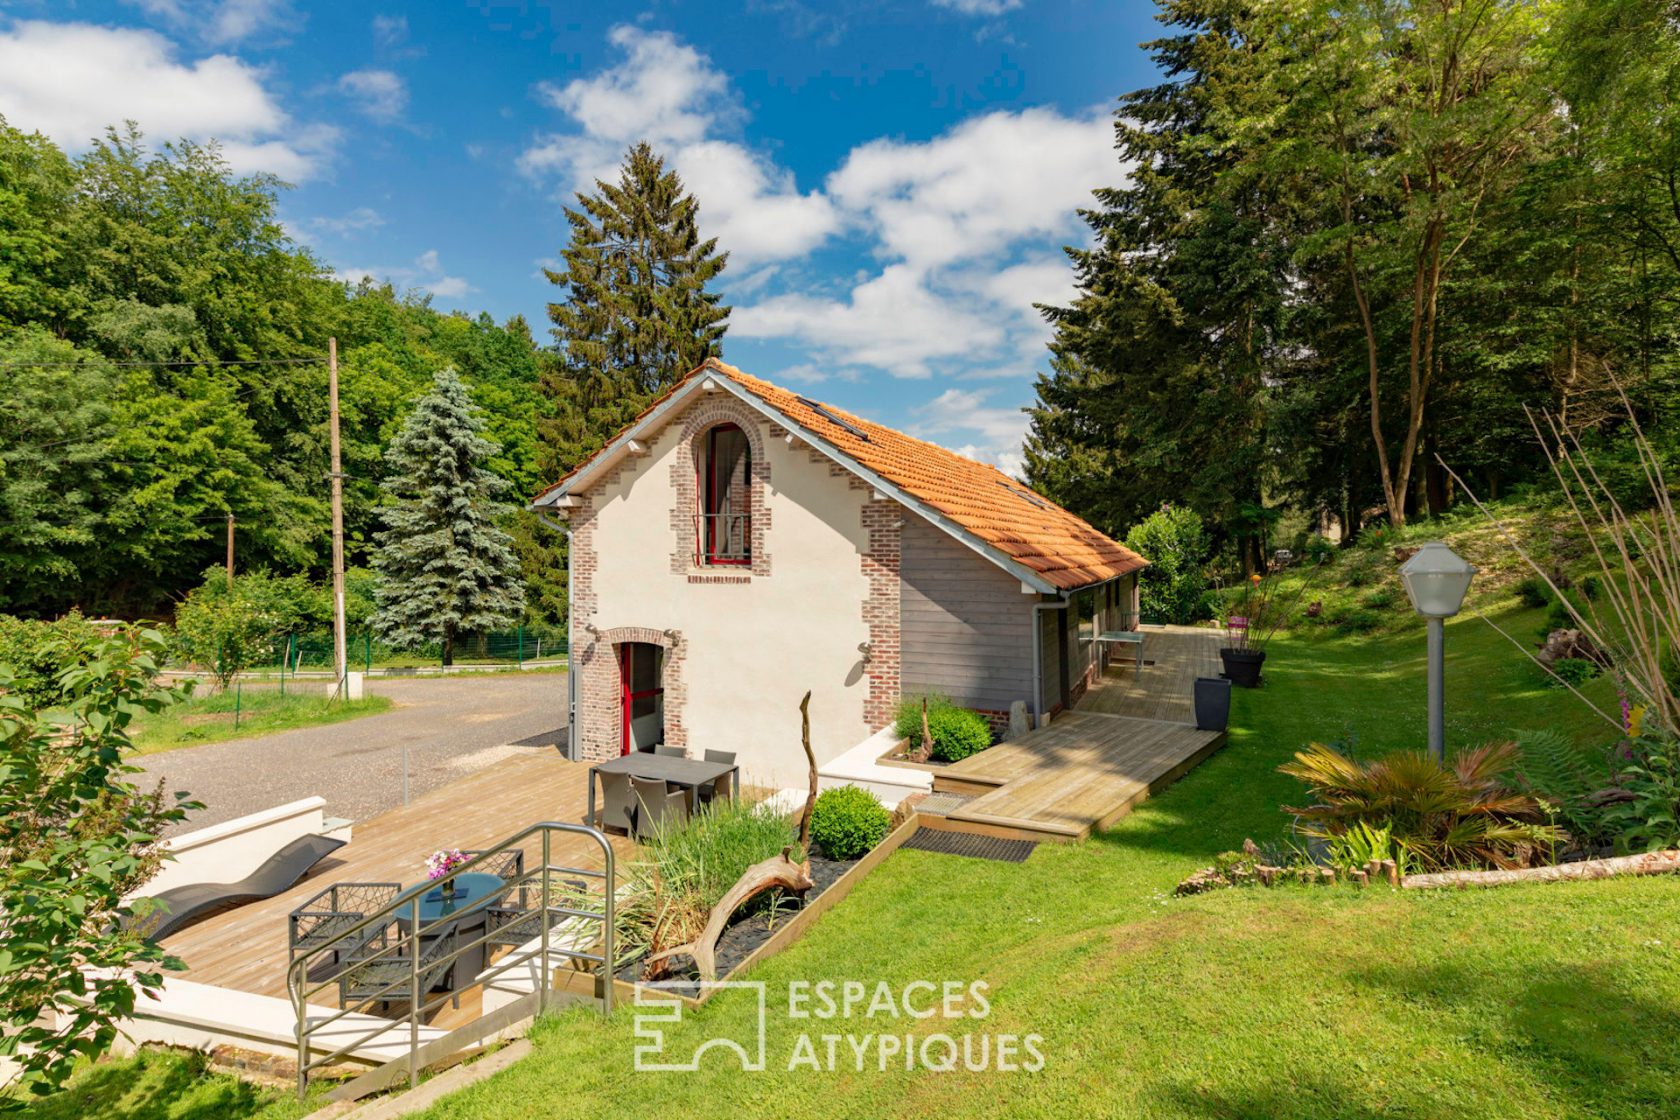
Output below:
[931,0,1024,14]
[520,24,838,265]
[309,206,386,237]
[339,69,407,123]
[827,109,1112,271]
[734,265,1007,377]
[335,249,473,302]
[124,0,301,46]
[909,387,1032,474]
[0,21,334,179]
[372,14,408,48]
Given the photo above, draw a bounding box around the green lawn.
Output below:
[14,1047,316,1120]
[26,602,1677,1119]
[404,602,1674,1120]
[129,687,393,754]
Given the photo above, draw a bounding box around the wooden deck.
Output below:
[925,626,1227,841]
[158,748,633,1004]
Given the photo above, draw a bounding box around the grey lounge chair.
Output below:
[486,876,589,950]
[598,770,637,834]
[288,880,402,966]
[700,750,736,804]
[630,775,688,839]
[126,833,346,942]
[655,746,686,758]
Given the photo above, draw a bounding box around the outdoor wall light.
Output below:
[1399,542,1477,761]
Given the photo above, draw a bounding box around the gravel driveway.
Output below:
[137,672,568,834]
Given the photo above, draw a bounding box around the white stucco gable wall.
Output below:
[570,392,890,791]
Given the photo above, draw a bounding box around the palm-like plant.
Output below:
[1280,742,1565,872]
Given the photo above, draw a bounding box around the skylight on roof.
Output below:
[795,395,871,443]
[999,480,1051,510]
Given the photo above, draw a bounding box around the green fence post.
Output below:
[234,681,242,730]
[517,626,524,669]
[364,634,372,675]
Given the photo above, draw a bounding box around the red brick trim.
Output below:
[688,574,751,585]
[573,621,688,762]
[669,398,772,578]
[861,494,901,732]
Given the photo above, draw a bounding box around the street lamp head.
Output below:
[1399,541,1477,619]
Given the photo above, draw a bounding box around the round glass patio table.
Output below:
[395,871,506,992]
[397,872,506,926]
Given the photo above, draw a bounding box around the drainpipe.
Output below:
[536,512,579,761]
[1030,596,1069,730]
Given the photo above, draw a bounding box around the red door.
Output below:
[618,643,664,755]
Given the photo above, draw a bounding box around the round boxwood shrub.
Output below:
[925,705,991,762]
[809,785,891,861]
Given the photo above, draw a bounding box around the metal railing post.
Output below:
[408,898,421,1092]
[602,841,614,1016]
[539,829,551,1016]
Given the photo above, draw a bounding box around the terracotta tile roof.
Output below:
[537,359,1147,591]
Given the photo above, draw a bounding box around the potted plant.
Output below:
[1219,571,1308,688]
[425,848,468,899]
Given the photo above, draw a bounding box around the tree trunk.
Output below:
[441,627,455,667]
[644,847,814,981]
[1403,849,1680,890]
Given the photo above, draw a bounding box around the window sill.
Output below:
[688,571,753,585]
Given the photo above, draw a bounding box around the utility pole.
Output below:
[225,511,235,588]
[329,337,349,700]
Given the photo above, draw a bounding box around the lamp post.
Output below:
[1399,542,1478,762]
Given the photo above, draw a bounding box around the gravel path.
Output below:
[137,673,568,834]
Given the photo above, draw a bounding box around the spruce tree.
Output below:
[539,142,730,480]
[372,369,525,665]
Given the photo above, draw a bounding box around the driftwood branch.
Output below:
[644,846,814,981]
[797,690,816,849]
[1403,849,1680,889]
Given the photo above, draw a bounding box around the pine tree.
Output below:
[539,142,730,480]
[371,369,524,665]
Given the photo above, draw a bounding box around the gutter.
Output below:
[534,512,579,762]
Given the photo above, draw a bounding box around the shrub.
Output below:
[1514,728,1617,851]
[809,785,891,861]
[1548,657,1600,689]
[1608,735,1680,853]
[1361,588,1396,610]
[1123,504,1212,624]
[1303,535,1338,565]
[1279,741,1564,871]
[0,612,101,709]
[926,705,992,762]
[1513,576,1553,609]
[172,568,308,689]
[894,694,992,761]
[1334,608,1381,634]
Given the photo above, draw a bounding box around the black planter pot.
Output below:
[1193,677,1232,731]
[1220,647,1267,688]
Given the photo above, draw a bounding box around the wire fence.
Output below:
[247,626,569,676]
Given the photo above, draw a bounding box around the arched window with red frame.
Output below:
[696,423,751,566]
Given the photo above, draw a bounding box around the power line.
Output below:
[0,356,324,370]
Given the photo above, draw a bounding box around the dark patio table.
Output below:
[586,752,741,828]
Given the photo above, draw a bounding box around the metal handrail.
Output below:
[695,511,751,563]
[290,821,615,1098]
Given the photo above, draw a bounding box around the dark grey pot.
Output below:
[1219,648,1267,688]
[1194,677,1232,731]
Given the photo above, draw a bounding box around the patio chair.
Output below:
[655,746,687,758]
[462,849,525,908]
[337,925,459,1013]
[598,770,637,834]
[630,775,688,839]
[288,880,402,967]
[485,876,589,950]
[699,750,736,804]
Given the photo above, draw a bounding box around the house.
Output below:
[530,359,1148,791]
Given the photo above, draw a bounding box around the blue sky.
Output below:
[0,1,1164,472]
